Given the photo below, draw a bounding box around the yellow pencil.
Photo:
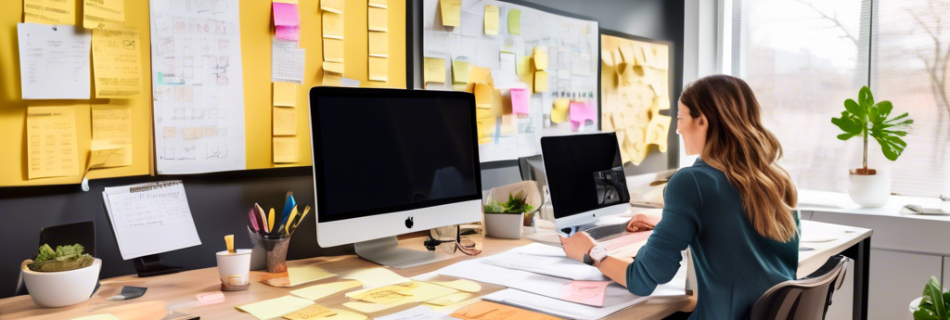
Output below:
[268,208,275,232]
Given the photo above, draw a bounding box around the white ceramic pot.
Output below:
[21,258,102,308]
[848,171,890,208]
[485,212,524,239]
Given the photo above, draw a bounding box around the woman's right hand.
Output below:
[627,214,659,232]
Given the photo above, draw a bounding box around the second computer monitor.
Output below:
[540,133,631,230]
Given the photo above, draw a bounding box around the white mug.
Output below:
[216,249,252,291]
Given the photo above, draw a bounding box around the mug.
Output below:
[215,249,251,291]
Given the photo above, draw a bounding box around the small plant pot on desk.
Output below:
[848,168,891,208]
[483,181,542,239]
[20,259,102,308]
[485,212,525,239]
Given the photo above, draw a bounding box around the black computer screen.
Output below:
[541,133,630,219]
[310,88,481,223]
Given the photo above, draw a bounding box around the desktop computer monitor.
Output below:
[540,133,631,232]
[308,87,483,268]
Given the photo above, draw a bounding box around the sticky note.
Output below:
[274,82,296,107]
[368,7,388,32]
[321,0,344,14]
[552,98,570,123]
[322,12,344,39]
[237,296,314,320]
[83,0,125,30]
[27,106,80,179]
[324,61,344,75]
[196,291,225,306]
[91,105,132,168]
[424,57,446,83]
[427,280,481,292]
[560,281,610,307]
[369,57,389,82]
[323,38,345,63]
[92,29,143,98]
[289,266,335,286]
[474,83,493,109]
[570,100,596,125]
[491,89,503,117]
[24,0,76,25]
[510,88,530,115]
[533,47,548,70]
[452,60,470,84]
[452,301,562,320]
[369,31,388,58]
[424,292,473,306]
[516,57,531,76]
[276,25,300,41]
[369,0,387,8]
[322,71,342,86]
[274,137,298,164]
[619,45,635,64]
[338,268,409,289]
[484,5,499,35]
[507,9,521,35]
[273,107,297,136]
[283,304,336,320]
[344,282,458,313]
[470,66,493,85]
[68,314,121,320]
[274,3,301,27]
[534,71,549,92]
[440,0,461,27]
[602,50,615,67]
[291,280,363,301]
[349,287,415,304]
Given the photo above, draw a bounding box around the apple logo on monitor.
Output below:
[405,217,414,229]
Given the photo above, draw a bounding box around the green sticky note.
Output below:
[508,9,521,35]
[452,60,470,84]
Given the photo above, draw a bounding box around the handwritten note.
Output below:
[424,57,446,84]
[369,31,389,58]
[290,280,362,301]
[273,107,297,136]
[24,0,76,25]
[274,2,301,41]
[368,7,388,32]
[510,88,530,115]
[92,29,143,98]
[323,38,344,63]
[322,12,344,39]
[321,0,344,14]
[507,9,521,35]
[102,181,202,260]
[273,39,306,84]
[91,105,133,168]
[237,295,314,320]
[27,106,80,179]
[83,0,125,30]
[274,137,298,163]
[17,23,91,99]
[283,304,336,320]
[274,82,297,107]
[559,281,610,306]
[369,57,388,82]
[440,0,461,27]
[484,5,499,35]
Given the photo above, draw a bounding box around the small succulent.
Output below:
[485,190,534,214]
[27,244,94,272]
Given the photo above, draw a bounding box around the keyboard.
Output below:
[583,223,628,240]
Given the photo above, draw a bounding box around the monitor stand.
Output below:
[354,236,452,269]
[133,254,183,277]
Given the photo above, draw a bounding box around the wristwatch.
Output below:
[583,245,607,266]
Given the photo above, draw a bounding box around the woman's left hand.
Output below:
[560,232,597,262]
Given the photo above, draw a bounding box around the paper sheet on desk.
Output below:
[485,247,608,281]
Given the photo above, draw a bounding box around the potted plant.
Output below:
[831,86,913,208]
[21,244,102,307]
[484,181,541,239]
[909,277,949,319]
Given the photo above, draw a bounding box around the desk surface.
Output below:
[0,236,689,320]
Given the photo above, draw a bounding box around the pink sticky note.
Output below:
[196,291,225,305]
[276,25,300,41]
[560,281,610,306]
[273,3,300,27]
[569,100,596,124]
[510,88,530,115]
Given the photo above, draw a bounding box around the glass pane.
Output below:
[742,0,871,193]
[872,0,950,197]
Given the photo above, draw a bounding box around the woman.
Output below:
[561,75,800,319]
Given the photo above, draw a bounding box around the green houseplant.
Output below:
[484,182,542,239]
[911,277,950,320]
[21,243,102,307]
[831,86,913,207]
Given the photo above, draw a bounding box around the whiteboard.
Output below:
[421,0,600,163]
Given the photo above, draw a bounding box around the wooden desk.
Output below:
[0,236,688,320]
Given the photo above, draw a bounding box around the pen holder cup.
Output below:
[215,249,251,291]
[263,237,291,273]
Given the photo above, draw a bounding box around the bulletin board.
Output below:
[420,0,600,163]
[0,0,407,187]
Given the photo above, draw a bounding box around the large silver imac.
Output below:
[540,133,631,232]
[308,87,483,268]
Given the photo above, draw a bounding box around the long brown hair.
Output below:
[680,75,798,242]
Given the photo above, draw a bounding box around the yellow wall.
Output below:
[0,0,407,186]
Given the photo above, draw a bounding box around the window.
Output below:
[723,0,950,197]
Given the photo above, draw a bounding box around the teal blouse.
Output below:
[627,158,799,319]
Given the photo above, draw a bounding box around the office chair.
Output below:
[15,221,97,297]
[749,255,849,320]
[518,155,549,220]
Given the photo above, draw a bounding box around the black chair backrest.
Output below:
[749,255,849,320]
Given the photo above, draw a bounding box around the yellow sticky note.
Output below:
[338,268,408,288]
[91,105,132,168]
[92,29,142,98]
[274,137,298,164]
[323,309,367,320]
[517,57,531,76]
[288,266,335,286]
[237,296,314,320]
[470,66,493,85]
[534,71,549,92]
[350,287,415,304]
[533,47,548,71]
[68,314,121,320]
[601,50,615,67]
[474,83,493,109]
[321,0,344,14]
[283,304,336,320]
[322,12,344,39]
[491,89,503,117]
[369,57,388,82]
[324,61,344,75]
[27,106,80,179]
[323,38,344,63]
[344,282,458,313]
[369,31,388,58]
[83,0,125,30]
[323,70,343,86]
[427,280,482,292]
[484,5,499,35]
[369,0,387,8]
[424,57,446,84]
[476,118,493,144]
[425,292,473,306]
[551,98,570,123]
[507,9,521,35]
[88,146,122,169]
[291,280,363,301]
[619,45,634,65]
[440,0,461,27]
[273,107,297,136]
[24,0,76,25]
[368,7,388,32]
[274,82,296,107]
[274,0,299,3]
[452,60,470,84]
